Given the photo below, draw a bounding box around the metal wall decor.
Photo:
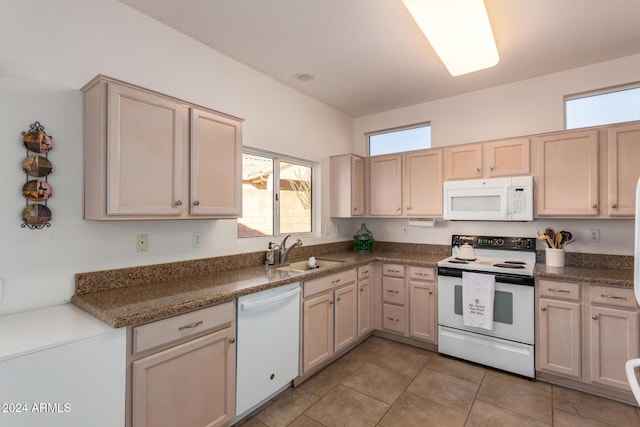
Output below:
[21,122,53,229]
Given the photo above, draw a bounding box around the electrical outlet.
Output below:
[590,229,600,242]
[136,234,149,252]
[192,232,202,248]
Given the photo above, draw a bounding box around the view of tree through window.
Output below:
[238,152,312,238]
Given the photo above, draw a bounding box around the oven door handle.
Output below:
[437,266,534,286]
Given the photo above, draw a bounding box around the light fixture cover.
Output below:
[402,0,499,76]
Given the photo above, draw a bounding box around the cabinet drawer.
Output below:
[304,269,356,298]
[382,276,405,305]
[589,285,636,309]
[538,280,580,301]
[382,304,406,334]
[357,264,372,280]
[382,263,405,278]
[408,266,435,281]
[133,301,234,354]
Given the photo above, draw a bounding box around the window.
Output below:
[238,150,312,238]
[565,84,640,129]
[368,123,431,156]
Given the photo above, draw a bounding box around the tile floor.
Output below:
[236,336,640,427]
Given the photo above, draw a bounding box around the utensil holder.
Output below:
[545,248,565,267]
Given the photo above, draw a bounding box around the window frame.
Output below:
[238,147,316,241]
[564,82,640,129]
[367,122,431,156]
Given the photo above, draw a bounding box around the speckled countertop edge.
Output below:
[71,243,634,328]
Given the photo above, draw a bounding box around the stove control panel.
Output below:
[451,235,536,251]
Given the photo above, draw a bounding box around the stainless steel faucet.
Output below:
[278,234,303,265]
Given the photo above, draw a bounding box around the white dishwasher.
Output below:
[236,282,300,418]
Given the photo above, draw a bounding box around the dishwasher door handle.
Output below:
[241,287,300,311]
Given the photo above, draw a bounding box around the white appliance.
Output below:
[235,282,300,419]
[438,234,537,377]
[625,178,640,404]
[443,176,533,221]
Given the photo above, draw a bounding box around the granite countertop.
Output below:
[71,244,634,329]
[72,251,445,328]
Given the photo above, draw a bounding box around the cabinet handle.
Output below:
[592,203,598,208]
[360,287,364,292]
[428,291,433,295]
[386,269,400,273]
[416,272,429,277]
[353,207,358,212]
[229,337,236,344]
[386,290,399,294]
[362,270,369,274]
[600,294,627,300]
[548,288,570,293]
[330,300,334,305]
[331,279,341,284]
[592,315,599,320]
[612,204,618,209]
[336,297,341,302]
[193,200,200,206]
[541,307,546,311]
[396,207,401,211]
[407,206,411,210]
[178,320,203,331]
[386,317,399,322]
[175,200,183,206]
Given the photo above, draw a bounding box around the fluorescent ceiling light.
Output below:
[402,0,499,76]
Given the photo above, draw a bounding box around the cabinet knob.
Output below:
[612,204,618,209]
[428,291,433,295]
[336,297,341,302]
[175,200,183,206]
[476,167,481,173]
[541,307,546,312]
[592,315,599,320]
[396,207,401,211]
[330,300,334,305]
[407,206,411,210]
[193,200,200,206]
[360,287,364,292]
[353,207,358,212]
[592,203,598,208]
[490,166,495,170]
[229,337,236,344]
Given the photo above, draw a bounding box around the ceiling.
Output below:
[118,0,640,117]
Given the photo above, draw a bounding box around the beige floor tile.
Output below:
[553,408,612,427]
[236,416,269,427]
[476,371,552,424]
[341,362,413,404]
[298,366,343,397]
[357,336,392,354]
[305,384,389,427]
[329,343,376,373]
[552,386,640,426]
[377,391,467,427]
[465,400,551,427]
[425,354,486,384]
[406,368,479,413]
[254,388,319,427]
[366,343,431,377]
[485,368,552,392]
[287,414,325,427]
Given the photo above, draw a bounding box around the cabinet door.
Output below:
[132,327,235,427]
[404,149,443,216]
[537,298,581,378]
[607,123,640,217]
[483,137,530,177]
[302,292,334,373]
[190,108,242,216]
[334,284,358,354]
[533,130,599,216]
[589,306,639,390]
[330,154,364,217]
[369,154,402,216]
[444,143,482,180]
[357,277,373,338]
[107,83,186,216]
[408,280,436,343]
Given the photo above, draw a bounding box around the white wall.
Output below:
[353,54,640,256]
[0,0,354,315]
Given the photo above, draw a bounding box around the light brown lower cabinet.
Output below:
[536,279,639,401]
[128,301,236,427]
[357,264,374,338]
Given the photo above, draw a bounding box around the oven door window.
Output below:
[454,285,513,324]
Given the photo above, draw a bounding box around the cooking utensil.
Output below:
[544,227,556,248]
[560,230,572,243]
[538,230,552,248]
[556,231,563,248]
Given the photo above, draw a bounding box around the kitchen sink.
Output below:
[276,258,345,273]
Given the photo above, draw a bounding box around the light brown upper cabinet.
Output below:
[368,149,443,217]
[533,129,599,217]
[404,149,443,217]
[329,154,364,217]
[607,122,640,217]
[368,154,403,216]
[444,137,530,180]
[82,75,242,220]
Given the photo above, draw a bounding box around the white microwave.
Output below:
[443,176,533,221]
